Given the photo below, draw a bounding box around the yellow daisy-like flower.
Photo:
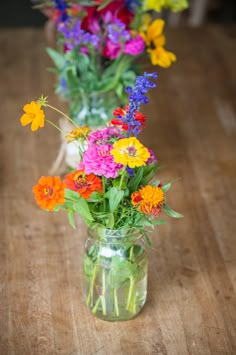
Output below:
[131,185,165,216]
[143,0,188,12]
[66,126,91,143]
[140,19,176,68]
[143,0,164,12]
[111,137,150,168]
[20,101,45,131]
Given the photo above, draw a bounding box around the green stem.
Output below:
[126,277,135,311]
[46,103,79,128]
[114,288,120,317]
[101,269,107,316]
[119,165,127,190]
[45,119,65,134]
[86,263,97,307]
[92,296,101,314]
[129,245,134,261]
[131,285,137,314]
[102,176,106,211]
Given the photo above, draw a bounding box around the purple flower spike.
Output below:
[117,72,157,137]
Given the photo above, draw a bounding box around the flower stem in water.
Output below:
[113,288,120,317]
[101,269,107,315]
[86,263,97,307]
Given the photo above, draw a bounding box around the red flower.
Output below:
[100,0,134,26]
[111,105,146,131]
[64,170,103,199]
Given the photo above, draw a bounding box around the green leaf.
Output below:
[73,198,94,222]
[128,166,144,192]
[98,0,114,10]
[88,192,104,203]
[141,165,160,185]
[53,205,61,212]
[163,204,184,218]
[74,52,90,75]
[68,209,76,229]
[107,256,138,288]
[152,219,166,225]
[144,234,154,249]
[106,213,114,228]
[108,187,124,212]
[151,180,161,187]
[65,188,80,201]
[161,182,171,192]
[46,48,65,69]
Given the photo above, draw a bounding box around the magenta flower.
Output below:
[88,127,124,145]
[147,149,158,164]
[124,34,145,56]
[103,39,122,59]
[83,144,123,178]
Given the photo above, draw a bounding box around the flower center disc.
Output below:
[127,146,137,157]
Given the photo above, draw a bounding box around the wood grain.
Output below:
[0,27,236,355]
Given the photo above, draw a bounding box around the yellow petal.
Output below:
[147,19,165,40]
[153,34,166,48]
[20,113,32,126]
[38,112,45,128]
[148,47,176,67]
[31,119,39,131]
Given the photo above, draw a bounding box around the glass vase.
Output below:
[70,90,122,128]
[83,228,148,321]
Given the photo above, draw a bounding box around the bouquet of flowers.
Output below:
[20,72,183,320]
[33,0,188,127]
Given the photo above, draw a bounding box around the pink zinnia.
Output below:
[124,34,145,56]
[88,127,124,145]
[83,144,122,178]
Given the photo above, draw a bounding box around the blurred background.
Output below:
[1,0,236,28]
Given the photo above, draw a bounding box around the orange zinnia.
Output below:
[20,101,45,131]
[131,185,165,216]
[64,170,103,199]
[32,176,66,211]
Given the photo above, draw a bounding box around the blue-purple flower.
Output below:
[112,72,157,136]
[125,0,141,12]
[54,0,69,22]
[107,19,130,44]
[58,19,100,51]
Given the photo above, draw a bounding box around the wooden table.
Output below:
[0,27,236,355]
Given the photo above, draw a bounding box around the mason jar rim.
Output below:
[87,227,143,243]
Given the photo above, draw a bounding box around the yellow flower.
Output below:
[143,0,164,12]
[143,0,188,12]
[140,19,176,68]
[20,101,45,131]
[148,46,176,68]
[66,126,91,143]
[111,137,150,168]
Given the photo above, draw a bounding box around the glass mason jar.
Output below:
[69,90,122,128]
[83,228,148,321]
